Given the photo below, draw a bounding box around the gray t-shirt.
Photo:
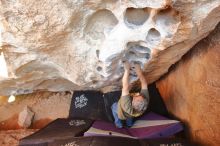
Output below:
[117,89,150,120]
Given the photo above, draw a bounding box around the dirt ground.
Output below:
[0,91,72,130]
[0,129,38,146]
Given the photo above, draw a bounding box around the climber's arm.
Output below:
[134,63,148,90]
[121,61,130,96]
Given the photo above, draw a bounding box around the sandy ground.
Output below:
[0,129,38,146]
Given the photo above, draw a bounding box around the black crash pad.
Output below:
[103,90,121,121]
[19,118,93,146]
[68,83,169,122]
[49,136,191,146]
[69,90,121,122]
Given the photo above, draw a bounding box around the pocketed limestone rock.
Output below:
[0,0,220,95]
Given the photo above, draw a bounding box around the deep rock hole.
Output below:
[124,7,149,28]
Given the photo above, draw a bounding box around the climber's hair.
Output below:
[132,94,147,112]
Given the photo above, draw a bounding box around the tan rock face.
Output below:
[0,0,220,95]
[156,23,220,146]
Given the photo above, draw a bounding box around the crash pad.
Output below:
[69,90,121,122]
[84,112,183,139]
[49,136,190,146]
[19,118,93,146]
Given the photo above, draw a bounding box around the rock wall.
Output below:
[156,23,220,146]
[1,0,220,95]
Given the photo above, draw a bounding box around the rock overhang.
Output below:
[0,0,220,95]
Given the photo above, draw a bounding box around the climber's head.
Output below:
[132,93,147,112]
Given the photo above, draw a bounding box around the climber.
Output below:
[111,61,150,128]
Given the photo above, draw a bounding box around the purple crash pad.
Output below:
[84,112,183,139]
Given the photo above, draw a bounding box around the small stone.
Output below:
[18,106,35,128]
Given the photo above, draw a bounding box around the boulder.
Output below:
[0,0,220,95]
[156,23,220,146]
